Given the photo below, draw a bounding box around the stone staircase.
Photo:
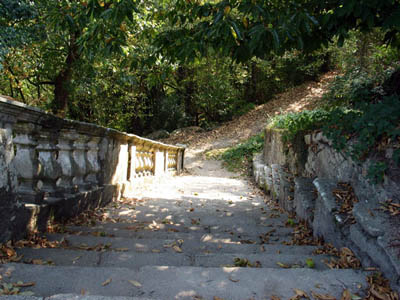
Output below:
[0,175,372,299]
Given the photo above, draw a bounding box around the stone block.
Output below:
[277,168,295,213]
[264,165,273,194]
[312,178,349,248]
[294,177,316,223]
[263,127,308,175]
[350,224,399,285]
[271,164,281,202]
[353,202,387,238]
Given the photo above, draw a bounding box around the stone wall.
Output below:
[0,96,185,242]
[254,127,400,291]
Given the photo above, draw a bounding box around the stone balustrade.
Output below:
[0,96,185,242]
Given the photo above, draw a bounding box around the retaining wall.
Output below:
[254,127,400,290]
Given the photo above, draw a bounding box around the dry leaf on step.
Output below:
[293,288,308,298]
[341,289,352,300]
[114,248,129,252]
[173,245,183,253]
[13,281,35,287]
[128,280,142,287]
[276,262,290,268]
[311,291,336,300]
[32,259,44,265]
[228,276,239,282]
[101,278,112,286]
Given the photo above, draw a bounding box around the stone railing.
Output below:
[0,96,185,242]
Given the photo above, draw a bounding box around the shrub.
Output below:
[218,132,265,172]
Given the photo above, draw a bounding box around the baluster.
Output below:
[72,133,89,190]
[56,130,76,193]
[12,123,40,203]
[0,118,17,192]
[36,129,62,197]
[129,145,136,181]
[86,136,100,185]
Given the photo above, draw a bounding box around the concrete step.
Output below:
[45,234,320,255]
[16,247,333,270]
[193,253,332,270]
[63,222,293,238]
[115,197,265,211]
[0,263,370,299]
[104,205,283,224]
[61,226,293,245]
[0,295,154,300]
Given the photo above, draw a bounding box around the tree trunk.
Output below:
[244,61,261,104]
[176,66,197,125]
[52,33,79,117]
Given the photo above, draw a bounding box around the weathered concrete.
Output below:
[0,264,370,299]
[253,126,400,289]
[294,177,316,223]
[0,167,377,299]
[0,96,185,242]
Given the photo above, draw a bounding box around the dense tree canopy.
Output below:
[156,0,400,62]
[1,0,399,135]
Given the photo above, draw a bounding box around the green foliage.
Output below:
[270,65,400,184]
[323,71,378,106]
[367,162,387,184]
[0,0,41,57]
[219,132,264,172]
[305,258,315,269]
[271,110,332,143]
[156,0,400,64]
[330,30,400,75]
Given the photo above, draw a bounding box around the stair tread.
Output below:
[0,263,369,299]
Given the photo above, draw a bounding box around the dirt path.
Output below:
[163,72,335,177]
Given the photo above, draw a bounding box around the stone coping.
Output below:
[0,96,184,151]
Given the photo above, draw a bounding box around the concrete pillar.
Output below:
[154,148,165,176]
[129,145,136,181]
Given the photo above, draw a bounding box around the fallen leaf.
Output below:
[151,249,161,253]
[311,291,336,300]
[276,262,290,268]
[102,278,112,286]
[305,258,315,268]
[81,288,86,295]
[114,248,129,252]
[128,280,142,287]
[32,259,44,265]
[13,282,35,288]
[271,296,281,300]
[72,256,82,264]
[228,276,239,282]
[341,289,351,300]
[293,288,308,298]
[213,297,224,300]
[173,245,183,253]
